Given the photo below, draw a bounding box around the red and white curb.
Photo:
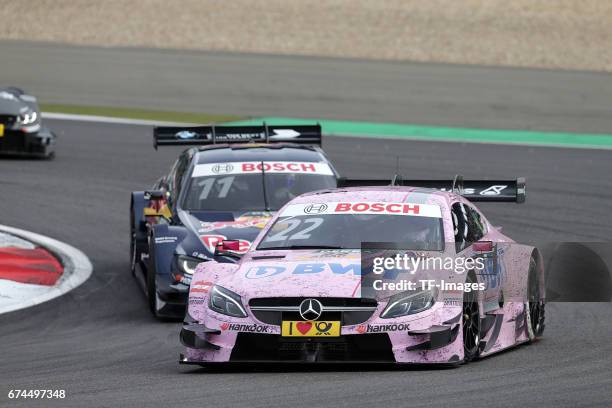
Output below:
[0,224,92,315]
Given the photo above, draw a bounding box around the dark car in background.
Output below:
[130,123,340,319]
[0,87,56,158]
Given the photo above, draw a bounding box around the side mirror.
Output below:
[473,241,494,252]
[214,240,243,259]
[143,206,171,221]
[144,190,172,221]
[144,207,164,217]
[145,190,166,200]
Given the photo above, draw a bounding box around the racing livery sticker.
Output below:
[356,323,410,333]
[201,234,250,254]
[188,297,207,305]
[443,297,463,307]
[190,280,213,294]
[282,320,340,337]
[197,214,272,233]
[175,130,197,139]
[292,249,361,261]
[280,201,442,218]
[155,236,178,244]
[245,263,361,279]
[192,161,334,177]
[220,322,272,333]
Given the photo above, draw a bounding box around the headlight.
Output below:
[208,285,247,318]
[380,288,437,319]
[17,110,37,125]
[177,255,202,275]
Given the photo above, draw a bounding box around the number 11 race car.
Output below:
[180,176,545,365]
[130,123,339,319]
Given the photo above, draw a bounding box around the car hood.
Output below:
[214,248,459,300]
[218,249,363,299]
[182,210,274,255]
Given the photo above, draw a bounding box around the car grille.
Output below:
[230,332,395,362]
[0,130,26,151]
[249,297,378,326]
[0,114,16,127]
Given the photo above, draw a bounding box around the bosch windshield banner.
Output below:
[192,161,334,177]
[279,201,442,218]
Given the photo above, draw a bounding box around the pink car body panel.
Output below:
[182,187,543,364]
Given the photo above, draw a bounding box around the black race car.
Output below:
[130,123,340,319]
[0,87,56,158]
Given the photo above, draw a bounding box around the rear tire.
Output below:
[527,256,545,340]
[462,273,481,362]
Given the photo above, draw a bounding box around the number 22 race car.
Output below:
[180,176,545,365]
[130,123,339,319]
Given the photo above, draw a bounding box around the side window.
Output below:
[451,202,469,252]
[164,158,180,195]
[173,152,191,198]
[162,151,191,209]
[466,205,486,242]
[452,202,488,252]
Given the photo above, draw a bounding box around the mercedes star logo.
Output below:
[299,298,323,321]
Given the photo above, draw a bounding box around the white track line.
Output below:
[42,112,198,126]
[0,225,93,315]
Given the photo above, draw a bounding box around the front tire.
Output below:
[146,233,159,316]
[129,206,138,275]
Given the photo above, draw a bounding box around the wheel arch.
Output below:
[130,191,148,241]
[149,223,188,277]
[530,248,546,301]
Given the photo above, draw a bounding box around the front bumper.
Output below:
[180,309,463,364]
[0,128,55,157]
[155,278,190,318]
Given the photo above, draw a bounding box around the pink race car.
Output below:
[180,176,545,365]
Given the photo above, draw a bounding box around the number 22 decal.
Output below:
[265,218,323,242]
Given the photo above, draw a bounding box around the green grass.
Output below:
[230,117,612,150]
[41,104,243,124]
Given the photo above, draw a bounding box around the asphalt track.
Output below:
[2,40,612,134]
[0,118,610,408]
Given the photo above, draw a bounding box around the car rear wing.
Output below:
[337,175,526,203]
[153,123,321,149]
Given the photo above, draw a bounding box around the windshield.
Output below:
[182,161,337,211]
[258,201,445,250]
